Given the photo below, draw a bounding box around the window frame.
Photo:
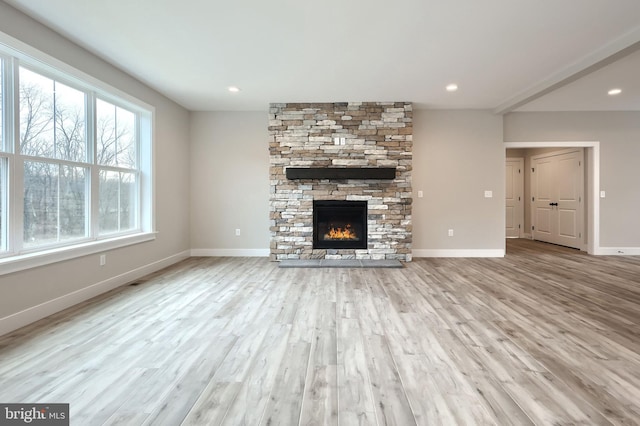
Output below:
[0,34,155,276]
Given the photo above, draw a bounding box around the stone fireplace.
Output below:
[269,102,412,261]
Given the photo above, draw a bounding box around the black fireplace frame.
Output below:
[313,200,368,249]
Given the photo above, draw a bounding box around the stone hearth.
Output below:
[269,102,412,261]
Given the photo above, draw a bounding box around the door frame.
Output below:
[504,141,600,255]
[505,158,524,238]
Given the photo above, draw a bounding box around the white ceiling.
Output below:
[4,0,640,112]
[516,47,640,111]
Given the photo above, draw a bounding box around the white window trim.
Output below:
[0,31,156,276]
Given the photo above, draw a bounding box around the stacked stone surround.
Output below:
[269,102,412,262]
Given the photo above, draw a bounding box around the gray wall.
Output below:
[0,4,191,331]
[190,112,270,253]
[412,110,505,254]
[504,111,640,247]
[188,109,506,256]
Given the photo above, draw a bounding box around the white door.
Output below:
[531,149,584,249]
[505,158,524,238]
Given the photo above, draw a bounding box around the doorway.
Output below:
[504,142,600,255]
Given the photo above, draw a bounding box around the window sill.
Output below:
[0,232,157,276]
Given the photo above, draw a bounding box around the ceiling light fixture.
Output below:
[228,86,241,93]
[607,88,622,96]
[446,83,458,92]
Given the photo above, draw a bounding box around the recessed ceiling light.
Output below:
[608,88,622,96]
[228,86,241,93]
[446,83,458,92]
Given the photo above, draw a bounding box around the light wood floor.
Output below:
[1,239,640,425]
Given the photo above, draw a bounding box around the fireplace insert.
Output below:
[313,200,367,249]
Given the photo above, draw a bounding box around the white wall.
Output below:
[0,3,191,335]
[412,110,506,256]
[190,112,270,255]
[504,111,640,248]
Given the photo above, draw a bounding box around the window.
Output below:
[0,158,6,252]
[96,98,138,236]
[0,44,153,271]
[20,67,87,162]
[1,56,6,252]
[20,67,89,248]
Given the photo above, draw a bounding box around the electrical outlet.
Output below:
[100,254,106,266]
[448,229,454,237]
[417,190,423,198]
[235,229,241,236]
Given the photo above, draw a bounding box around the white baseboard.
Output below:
[593,247,640,255]
[412,249,505,258]
[190,248,269,257]
[0,250,190,337]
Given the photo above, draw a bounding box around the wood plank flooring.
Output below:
[1,239,640,425]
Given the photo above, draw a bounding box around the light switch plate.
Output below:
[484,190,493,198]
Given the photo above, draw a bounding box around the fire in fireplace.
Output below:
[313,200,367,249]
